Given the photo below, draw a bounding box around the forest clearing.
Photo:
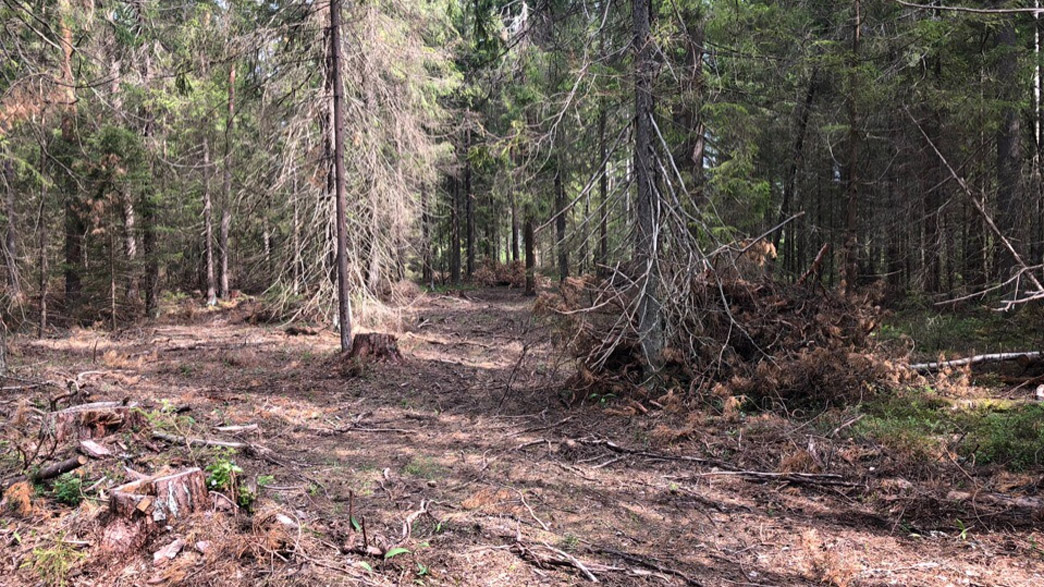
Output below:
[6,0,1044,585]
[0,287,1043,587]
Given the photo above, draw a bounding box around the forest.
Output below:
[3,0,1044,585]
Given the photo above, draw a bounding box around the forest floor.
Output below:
[3,287,1044,586]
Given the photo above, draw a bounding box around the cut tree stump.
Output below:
[349,333,403,362]
[338,333,404,376]
[109,468,209,523]
[103,468,210,552]
[50,401,143,444]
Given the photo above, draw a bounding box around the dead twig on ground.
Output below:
[515,488,550,531]
[587,545,702,586]
[577,437,731,469]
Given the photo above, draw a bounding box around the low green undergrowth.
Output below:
[852,388,1044,471]
[877,305,1044,359]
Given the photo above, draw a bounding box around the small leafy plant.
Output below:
[22,533,86,587]
[206,458,255,507]
[51,474,83,506]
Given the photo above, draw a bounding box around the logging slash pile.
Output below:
[539,262,918,408]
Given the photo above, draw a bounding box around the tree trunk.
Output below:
[450,174,461,284]
[38,144,48,337]
[841,0,861,294]
[219,65,235,298]
[422,184,434,286]
[775,70,817,274]
[142,201,158,318]
[633,0,663,368]
[465,126,475,280]
[555,165,568,282]
[524,215,536,296]
[510,165,520,263]
[136,4,158,319]
[598,105,609,274]
[203,138,216,305]
[59,0,82,313]
[330,0,354,353]
[2,156,20,303]
[292,174,301,295]
[122,197,139,302]
[995,17,1022,279]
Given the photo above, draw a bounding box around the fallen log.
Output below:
[151,431,284,466]
[35,455,89,481]
[2,454,89,491]
[152,431,248,450]
[947,490,1044,512]
[909,352,1044,373]
[213,423,258,434]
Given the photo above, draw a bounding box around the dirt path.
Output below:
[10,288,1044,586]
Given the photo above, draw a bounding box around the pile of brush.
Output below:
[538,252,917,408]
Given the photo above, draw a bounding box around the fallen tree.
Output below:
[909,352,1044,373]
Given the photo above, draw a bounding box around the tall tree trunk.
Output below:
[330,0,353,352]
[38,144,48,337]
[598,107,609,274]
[774,70,817,274]
[465,126,475,280]
[841,0,861,294]
[59,0,82,312]
[110,42,138,305]
[510,156,520,263]
[203,138,216,305]
[634,0,663,368]
[422,184,434,286]
[674,6,705,197]
[292,173,302,296]
[580,189,590,274]
[219,65,235,298]
[555,165,568,282]
[524,215,535,296]
[136,1,159,318]
[2,156,20,303]
[995,17,1022,279]
[450,174,461,284]
[122,197,138,302]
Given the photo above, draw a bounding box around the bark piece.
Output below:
[153,538,185,564]
[79,439,112,459]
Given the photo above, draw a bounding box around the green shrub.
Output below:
[22,533,85,587]
[50,474,83,506]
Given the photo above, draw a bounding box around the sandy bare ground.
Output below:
[3,288,1044,586]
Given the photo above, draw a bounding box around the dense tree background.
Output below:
[2,0,1043,334]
